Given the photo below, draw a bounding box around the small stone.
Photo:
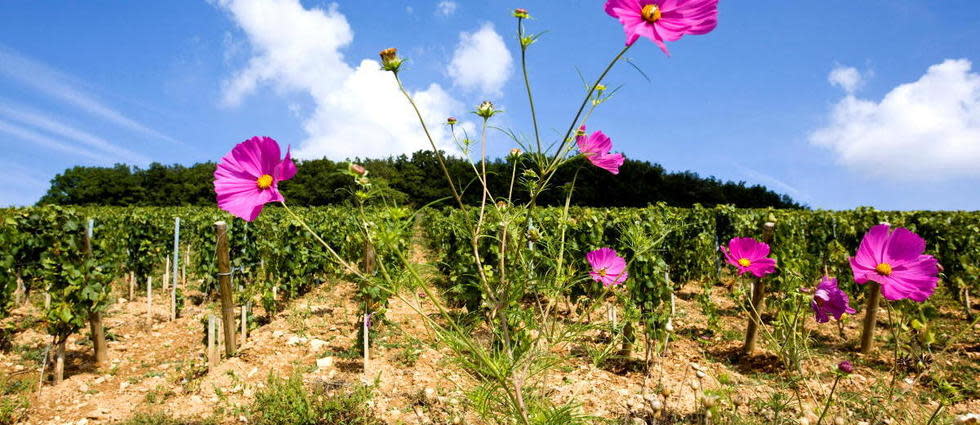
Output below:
[631,418,645,425]
[834,417,846,425]
[76,419,89,425]
[287,336,307,346]
[272,330,284,338]
[309,339,328,352]
[78,382,89,392]
[955,413,980,424]
[118,298,127,303]
[316,357,334,369]
[93,376,106,384]
[119,381,130,390]
[696,370,706,379]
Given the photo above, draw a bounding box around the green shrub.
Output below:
[114,412,216,425]
[251,373,383,425]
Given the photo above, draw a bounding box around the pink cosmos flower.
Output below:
[849,224,939,302]
[587,248,629,287]
[214,136,297,222]
[604,0,719,55]
[810,277,856,323]
[720,237,777,278]
[576,126,625,175]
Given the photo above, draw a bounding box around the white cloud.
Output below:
[828,65,863,94]
[0,45,180,145]
[811,59,980,180]
[447,23,513,97]
[215,0,472,159]
[436,1,457,17]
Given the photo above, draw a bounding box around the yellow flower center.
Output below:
[598,268,607,277]
[256,174,274,189]
[738,258,751,267]
[875,263,893,276]
[641,4,662,23]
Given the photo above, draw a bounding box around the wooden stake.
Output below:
[15,275,24,305]
[53,339,66,384]
[860,282,882,354]
[129,272,135,300]
[742,221,775,356]
[363,312,370,374]
[146,276,153,328]
[215,221,237,356]
[83,218,108,368]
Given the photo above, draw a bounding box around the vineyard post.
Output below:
[215,221,237,356]
[15,275,24,305]
[53,339,66,384]
[128,271,134,300]
[163,256,170,292]
[84,218,108,367]
[361,238,376,373]
[207,314,216,373]
[240,303,248,345]
[742,221,775,356]
[183,246,189,288]
[146,276,153,328]
[172,217,180,321]
[859,222,889,355]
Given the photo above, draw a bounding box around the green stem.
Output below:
[517,18,542,156]
[548,44,632,169]
[816,374,841,425]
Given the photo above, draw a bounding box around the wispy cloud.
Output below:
[436,1,458,17]
[0,101,150,164]
[0,118,105,161]
[0,44,181,145]
[0,159,50,207]
[736,165,804,201]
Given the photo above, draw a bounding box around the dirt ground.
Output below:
[1,271,978,424]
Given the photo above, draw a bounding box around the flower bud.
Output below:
[837,360,853,374]
[575,126,586,137]
[595,84,606,92]
[512,8,529,19]
[379,48,402,72]
[446,117,458,125]
[349,163,368,177]
[475,100,498,119]
[510,148,523,156]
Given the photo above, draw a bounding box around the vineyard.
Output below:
[0,205,978,424]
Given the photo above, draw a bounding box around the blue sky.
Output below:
[1,0,979,210]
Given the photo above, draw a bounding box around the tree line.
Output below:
[38,151,802,209]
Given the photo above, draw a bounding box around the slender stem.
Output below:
[925,401,944,425]
[393,74,464,209]
[548,44,632,169]
[279,202,363,279]
[517,18,542,156]
[816,375,841,425]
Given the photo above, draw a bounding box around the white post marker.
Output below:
[172,217,180,321]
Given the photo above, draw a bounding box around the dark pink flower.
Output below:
[837,360,853,374]
[720,237,776,278]
[576,126,625,175]
[214,136,297,222]
[811,277,856,323]
[604,0,719,55]
[849,224,939,302]
[587,248,629,287]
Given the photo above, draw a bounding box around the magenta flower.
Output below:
[576,126,625,175]
[214,136,297,222]
[849,224,939,302]
[720,237,777,278]
[837,360,853,375]
[604,0,719,55]
[587,248,629,287]
[810,277,856,323]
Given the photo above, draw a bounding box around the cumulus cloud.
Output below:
[447,23,513,97]
[828,65,863,94]
[810,59,980,180]
[215,0,471,159]
[436,1,457,17]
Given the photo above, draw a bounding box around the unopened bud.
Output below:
[379,48,402,72]
[595,84,606,92]
[512,8,529,19]
[446,117,458,125]
[475,100,497,119]
[349,163,368,176]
